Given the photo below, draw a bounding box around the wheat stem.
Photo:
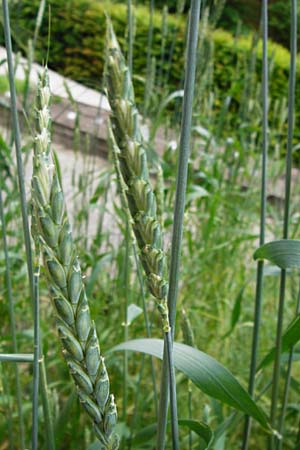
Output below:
[0,185,25,450]
[158,1,201,448]
[241,2,268,448]
[1,2,54,447]
[269,1,297,448]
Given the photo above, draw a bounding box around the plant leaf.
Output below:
[258,314,300,370]
[222,285,246,338]
[179,419,213,448]
[127,303,143,325]
[110,339,270,430]
[130,419,213,449]
[254,240,300,269]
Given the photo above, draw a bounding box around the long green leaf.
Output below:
[179,420,213,448]
[130,419,213,449]
[110,339,270,430]
[254,240,300,269]
[258,314,300,370]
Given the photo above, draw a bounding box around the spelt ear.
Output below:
[31,69,119,450]
[105,20,170,333]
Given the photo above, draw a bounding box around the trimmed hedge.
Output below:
[2,0,300,119]
[5,0,186,93]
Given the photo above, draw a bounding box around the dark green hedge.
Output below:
[2,0,299,119]
[5,0,186,94]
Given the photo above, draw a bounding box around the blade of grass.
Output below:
[0,354,34,362]
[0,186,25,449]
[157,1,201,448]
[241,2,268,449]
[269,1,297,448]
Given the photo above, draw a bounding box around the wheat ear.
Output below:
[30,70,119,450]
[105,21,170,333]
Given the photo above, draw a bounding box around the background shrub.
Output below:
[2,0,300,124]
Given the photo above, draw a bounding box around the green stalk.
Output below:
[39,360,56,450]
[188,384,192,450]
[157,1,201,448]
[158,5,168,89]
[143,0,155,117]
[127,0,133,75]
[181,310,194,450]
[129,251,159,438]
[2,2,55,448]
[269,1,297,448]
[165,330,179,450]
[1,0,34,292]
[31,257,40,450]
[0,187,25,450]
[241,2,268,449]
[277,280,300,450]
[123,223,130,423]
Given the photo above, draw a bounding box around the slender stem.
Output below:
[127,243,159,448]
[39,361,56,450]
[2,0,34,296]
[269,1,297,447]
[32,262,40,450]
[157,354,169,450]
[188,381,192,450]
[157,1,201,448]
[158,5,168,89]
[0,187,26,449]
[127,0,133,75]
[143,0,155,117]
[123,224,130,423]
[165,331,179,450]
[277,280,300,450]
[241,2,268,449]
[2,3,55,448]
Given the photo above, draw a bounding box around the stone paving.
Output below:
[0,46,171,158]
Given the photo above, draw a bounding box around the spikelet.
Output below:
[105,20,170,333]
[31,69,119,450]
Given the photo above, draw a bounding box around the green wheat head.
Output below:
[30,69,119,450]
[105,20,170,333]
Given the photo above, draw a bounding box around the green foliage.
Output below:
[3,0,300,114]
[254,240,300,270]
[111,338,270,429]
[218,0,300,49]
